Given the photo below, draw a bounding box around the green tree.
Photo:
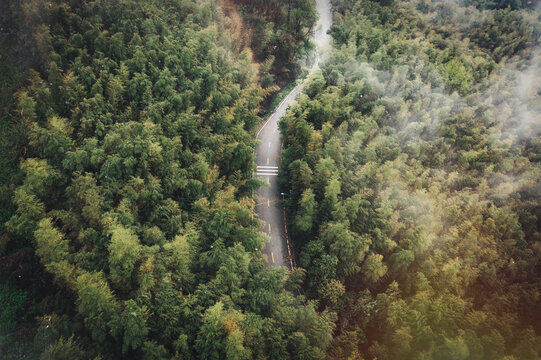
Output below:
[109,300,149,354]
[108,225,142,289]
[296,189,317,233]
[318,279,345,308]
[40,336,85,360]
[76,272,119,344]
[6,188,45,239]
[362,253,388,284]
[320,222,368,278]
[33,218,70,278]
[443,58,472,95]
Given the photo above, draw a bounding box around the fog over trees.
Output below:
[280,0,541,358]
[0,0,540,359]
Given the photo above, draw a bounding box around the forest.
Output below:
[0,0,332,359]
[0,0,540,359]
[280,0,541,358]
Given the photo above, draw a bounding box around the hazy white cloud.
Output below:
[481,47,541,141]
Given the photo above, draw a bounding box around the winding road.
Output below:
[255,0,332,268]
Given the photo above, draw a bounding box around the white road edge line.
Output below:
[255,86,299,139]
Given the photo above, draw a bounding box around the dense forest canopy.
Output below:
[0,0,332,359]
[280,0,541,359]
[1,0,541,359]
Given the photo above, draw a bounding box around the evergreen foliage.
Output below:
[281,0,541,358]
[0,0,325,358]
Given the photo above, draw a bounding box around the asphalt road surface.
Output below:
[255,0,332,268]
[255,86,301,267]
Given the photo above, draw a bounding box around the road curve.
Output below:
[255,0,332,268]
